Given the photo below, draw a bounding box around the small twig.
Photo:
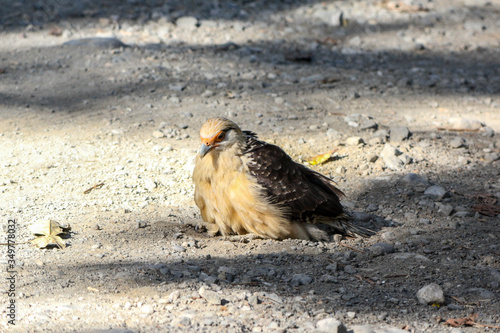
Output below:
[384,274,409,278]
[436,127,480,132]
[83,182,104,194]
[354,274,375,285]
[450,296,466,305]
[339,242,365,254]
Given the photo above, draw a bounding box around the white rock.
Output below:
[351,325,409,333]
[140,304,154,315]
[316,317,347,333]
[345,137,364,146]
[380,144,404,170]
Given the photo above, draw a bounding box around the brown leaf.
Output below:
[472,203,500,217]
[445,313,478,327]
[475,193,497,205]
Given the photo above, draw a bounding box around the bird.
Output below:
[192,117,372,241]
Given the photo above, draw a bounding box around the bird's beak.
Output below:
[199,141,214,158]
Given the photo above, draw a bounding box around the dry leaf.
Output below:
[307,150,336,165]
[472,193,500,216]
[29,220,71,249]
[445,313,478,327]
[472,203,500,217]
[475,193,497,205]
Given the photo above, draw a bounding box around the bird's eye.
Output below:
[217,131,225,140]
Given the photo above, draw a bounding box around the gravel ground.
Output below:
[1,0,499,332]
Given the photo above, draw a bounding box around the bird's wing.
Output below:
[242,133,344,221]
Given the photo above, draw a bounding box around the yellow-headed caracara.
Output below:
[193,117,372,241]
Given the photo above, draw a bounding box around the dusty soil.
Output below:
[1,0,499,332]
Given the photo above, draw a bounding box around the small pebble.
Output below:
[424,185,448,201]
[390,126,410,142]
[449,137,466,148]
[369,243,395,257]
[345,137,364,146]
[290,274,313,287]
[172,245,186,253]
[316,318,347,333]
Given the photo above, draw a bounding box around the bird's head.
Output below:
[198,117,243,158]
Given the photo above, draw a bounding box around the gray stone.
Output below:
[351,325,408,333]
[345,137,364,146]
[140,304,154,315]
[320,274,338,283]
[484,152,499,163]
[336,166,346,174]
[351,211,371,222]
[359,119,378,130]
[437,204,454,216]
[447,304,464,311]
[168,290,181,302]
[312,8,343,27]
[327,128,341,139]
[369,243,395,257]
[416,283,445,305]
[326,263,338,272]
[316,317,347,333]
[367,154,378,163]
[482,126,495,137]
[176,16,198,29]
[199,287,222,305]
[290,274,313,287]
[491,269,500,285]
[169,84,186,92]
[373,129,389,139]
[392,253,431,262]
[449,137,466,148]
[390,126,410,142]
[424,185,448,201]
[152,130,165,138]
[172,245,186,253]
[457,156,469,165]
[248,295,260,305]
[381,144,403,170]
[402,173,429,187]
[343,265,357,274]
[467,288,495,300]
[448,118,483,130]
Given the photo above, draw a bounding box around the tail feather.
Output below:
[315,214,376,239]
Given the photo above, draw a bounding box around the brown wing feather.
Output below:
[242,133,344,221]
